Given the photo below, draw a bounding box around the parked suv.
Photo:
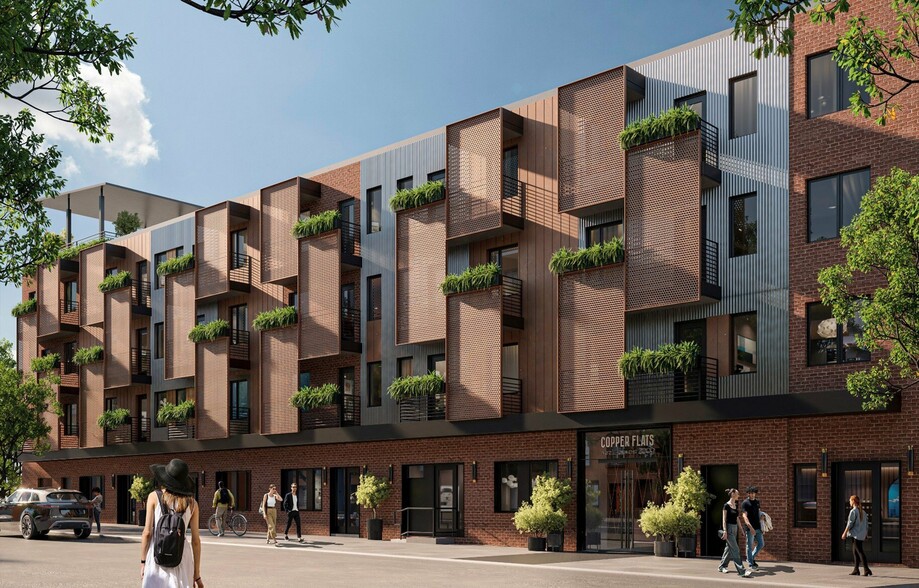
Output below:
[0,488,92,539]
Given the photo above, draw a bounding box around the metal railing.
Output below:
[341,393,359,426]
[338,219,361,258]
[131,348,151,376]
[69,231,117,248]
[399,389,446,422]
[132,280,151,309]
[60,299,79,325]
[699,119,719,171]
[501,377,522,414]
[229,413,250,435]
[136,417,150,443]
[341,306,361,344]
[702,238,719,289]
[105,419,136,445]
[394,507,436,538]
[626,356,719,405]
[229,329,249,362]
[501,175,525,219]
[229,253,251,285]
[498,275,523,319]
[61,358,77,375]
[166,421,196,440]
[58,420,79,448]
[298,394,361,430]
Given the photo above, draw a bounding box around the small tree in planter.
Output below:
[665,466,714,557]
[530,475,573,552]
[129,475,155,526]
[638,501,698,557]
[354,473,392,540]
[513,501,567,552]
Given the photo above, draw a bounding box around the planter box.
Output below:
[367,518,383,541]
[653,539,675,557]
[527,537,547,552]
[547,531,564,552]
[677,535,696,557]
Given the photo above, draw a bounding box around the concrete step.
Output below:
[404,535,455,545]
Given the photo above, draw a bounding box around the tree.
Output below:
[0,0,350,284]
[0,339,61,496]
[114,210,142,236]
[818,168,919,410]
[729,0,919,124]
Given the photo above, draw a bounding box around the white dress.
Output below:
[142,501,195,588]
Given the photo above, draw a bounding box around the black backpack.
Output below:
[219,487,230,505]
[153,490,186,568]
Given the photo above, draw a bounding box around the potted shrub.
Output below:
[98,270,132,292]
[513,501,567,551]
[291,209,340,238]
[129,475,155,526]
[666,466,714,558]
[530,475,573,552]
[187,319,230,343]
[548,238,625,274]
[439,263,501,295]
[584,485,603,549]
[73,345,104,366]
[354,473,392,540]
[638,501,696,557]
[289,383,339,410]
[10,298,37,318]
[156,399,195,426]
[252,306,297,331]
[156,252,195,276]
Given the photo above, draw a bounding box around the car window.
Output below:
[19,492,35,503]
[46,492,86,503]
[6,491,21,503]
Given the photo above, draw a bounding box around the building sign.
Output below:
[584,428,671,463]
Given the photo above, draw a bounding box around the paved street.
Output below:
[2,525,919,587]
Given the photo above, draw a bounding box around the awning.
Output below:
[40,182,201,227]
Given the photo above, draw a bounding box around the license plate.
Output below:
[60,508,86,517]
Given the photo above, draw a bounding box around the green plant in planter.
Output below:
[513,501,567,538]
[665,466,715,515]
[30,353,60,374]
[98,270,131,292]
[129,474,155,502]
[114,211,142,236]
[290,383,339,410]
[530,475,573,511]
[618,341,700,380]
[387,371,444,401]
[73,345,104,366]
[354,473,392,519]
[439,263,500,295]
[549,238,625,275]
[156,399,196,425]
[58,236,108,261]
[188,319,230,343]
[156,252,195,276]
[638,501,697,544]
[619,105,702,150]
[252,306,297,331]
[389,180,445,211]
[11,298,37,317]
[291,210,340,238]
[97,408,131,430]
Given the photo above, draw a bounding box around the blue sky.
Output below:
[1,0,738,346]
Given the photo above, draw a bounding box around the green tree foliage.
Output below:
[665,467,714,515]
[353,473,392,519]
[729,0,919,124]
[818,168,919,410]
[129,474,155,502]
[114,211,142,236]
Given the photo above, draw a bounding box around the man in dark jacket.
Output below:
[283,482,303,543]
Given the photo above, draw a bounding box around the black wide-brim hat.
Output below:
[150,458,196,496]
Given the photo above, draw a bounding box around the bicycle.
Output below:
[208,509,247,537]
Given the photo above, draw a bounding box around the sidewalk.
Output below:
[99,524,919,587]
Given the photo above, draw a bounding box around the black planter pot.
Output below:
[137,509,146,526]
[527,537,547,552]
[677,535,697,557]
[367,518,383,541]
[546,531,564,552]
[653,539,675,557]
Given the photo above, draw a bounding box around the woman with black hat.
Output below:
[140,458,204,587]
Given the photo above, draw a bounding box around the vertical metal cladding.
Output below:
[81,246,105,325]
[558,265,626,412]
[196,338,229,439]
[80,324,104,448]
[103,287,132,388]
[165,270,196,380]
[558,67,626,213]
[447,288,503,421]
[298,232,340,359]
[396,201,446,345]
[260,325,298,435]
[37,261,60,337]
[196,204,229,299]
[578,209,624,248]
[447,110,503,239]
[260,179,298,284]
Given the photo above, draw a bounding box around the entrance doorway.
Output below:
[401,464,464,538]
[115,475,133,524]
[833,462,901,563]
[330,467,360,535]
[701,464,738,556]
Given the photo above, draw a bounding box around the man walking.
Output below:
[741,485,766,570]
[90,487,103,535]
[283,481,304,543]
[212,480,235,536]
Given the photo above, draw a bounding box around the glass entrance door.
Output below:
[331,467,360,535]
[401,463,463,537]
[833,462,901,563]
[701,464,738,556]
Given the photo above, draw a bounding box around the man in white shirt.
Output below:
[283,482,303,543]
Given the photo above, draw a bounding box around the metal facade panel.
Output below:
[81,246,105,325]
[558,68,626,213]
[558,265,625,412]
[261,179,298,283]
[37,261,60,337]
[396,201,446,345]
[260,326,298,435]
[79,325,104,448]
[165,270,196,380]
[196,205,228,299]
[447,110,503,239]
[196,338,228,440]
[104,287,132,388]
[446,288,502,421]
[299,232,340,359]
[17,314,37,375]
[625,134,702,311]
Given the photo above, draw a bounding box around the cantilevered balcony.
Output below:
[260,176,322,286]
[130,348,151,385]
[196,201,253,302]
[298,393,360,430]
[399,388,446,422]
[104,416,150,445]
[36,262,80,342]
[626,357,719,405]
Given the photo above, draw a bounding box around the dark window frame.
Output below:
[794,464,818,528]
[104,397,116,412]
[367,275,382,321]
[427,170,445,183]
[366,186,382,234]
[494,460,559,513]
[806,302,871,366]
[585,221,623,247]
[397,357,413,378]
[154,247,184,289]
[729,193,757,257]
[367,361,382,408]
[230,229,247,269]
[807,168,871,243]
[229,380,249,421]
[731,312,758,374]
[154,322,164,360]
[729,72,758,139]
[675,90,707,120]
[807,50,869,119]
[396,176,414,192]
[339,366,356,398]
[280,468,323,511]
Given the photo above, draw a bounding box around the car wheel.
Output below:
[20,514,37,540]
[74,528,91,539]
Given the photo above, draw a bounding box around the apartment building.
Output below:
[16,0,917,566]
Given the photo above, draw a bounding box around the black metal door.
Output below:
[701,464,738,556]
[330,467,360,535]
[833,462,901,563]
[116,475,132,524]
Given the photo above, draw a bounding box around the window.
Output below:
[230,229,247,269]
[397,357,413,378]
[136,261,148,285]
[280,468,323,511]
[154,247,184,289]
[807,168,870,242]
[230,380,249,422]
[368,362,382,407]
[230,304,248,341]
[196,314,206,325]
[155,389,190,427]
[104,397,116,412]
[427,170,445,183]
[503,146,519,197]
[730,194,757,257]
[367,186,382,233]
[730,73,757,138]
[732,313,757,373]
[62,403,78,436]
[154,323,164,359]
[338,198,355,224]
[287,290,297,308]
[675,91,706,119]
[298,371,310,390]
[339,367,355,397]
[488,245,519,279]
[396,176,413,192]
[38,478,52,489]
[215,471,250,511]
[808,51,869,118]
[495,460,559,512]
[807,303,871,366]
[794,465,817,527]
[428,354,445,377]
[586,222,623,247]
[367,275,382,321]
[104,268,118,278]
[64,280,78,313]
[63,341,76,373]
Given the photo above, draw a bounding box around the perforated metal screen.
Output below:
[260,326,298,435]
[447,110,503,240]
[299,232,340,359]
[165,270,195,380]
[396,201,446,345]
[196,338,229,440]
[37,261,59,337]
[81,246,105,325]
[196,205,228,299]
[261,180,298,283]
[104,288,132,388]
[446,288,503,421]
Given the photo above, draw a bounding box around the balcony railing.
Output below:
[626,357,719,406]
[136,416,150,443]
[701,238,720,299]
[501,377,522,414]
[58,421,79,449]
[229,329,249,363]
[105,418,136,445]
[399,389,446,422]
[131,348,151,377]
[229,253,252,285]
[229,411,250,435]
[166,421,196,440]
[132,280,151,310]
[60,299,79,325]
[341,306,361,345]
[339,219,361,259]
[501,175,525,219]
[498,275,523,320]
[699,119,719,171]
[299,394,361,430]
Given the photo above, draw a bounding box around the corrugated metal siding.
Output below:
[627,35,789,397]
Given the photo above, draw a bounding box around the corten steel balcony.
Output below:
[58,421,79,449]
[399,387,446,422]
[340,306,362,354]
[229,329,251,370]
[626,357,719,406]
[298,393,360,430]
[229,410,250,435]
[131,348,151,385]
[196,201,253,302]
[260,176,322,286]
[37,262,80,343]
[501,377,522,414]
[131,280,151,315]
[395,199,446,346]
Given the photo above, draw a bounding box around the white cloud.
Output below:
[58,156,80,178]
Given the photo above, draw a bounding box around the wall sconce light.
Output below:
[322,467,327,486]
[200,471,206,487]
[677,454,684,472]
[362,465,368,476]
[820,448,828,478]
[566,457,572,479]
[908,446,915,477]
[471,461,478,483]
[111,474,116,489]
[388,464,394,481]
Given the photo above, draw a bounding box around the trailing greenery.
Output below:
[548,238,625,275]
[30,353,59,374]
[156,399,195,424]
[290,383,339,410]
[10,298,36,317]
[187,319,230,343]
[98,270,131,292]
[57,236,108,261]
[354,473,393,519]
[389,180,445,211]
[156,252,195,276]
[252,306,297,331]
[129,475,155,502]
[97,408,131,431]
[291,209,340,238]
[387,371,444,401]
[114,211,142,236]
[618,341,700,380]
[439,263,500,295]
[618,106,701,150]
[73,346,103,366]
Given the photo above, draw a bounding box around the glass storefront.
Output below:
[580,428,671,552]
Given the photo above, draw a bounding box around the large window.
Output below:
[368,362,382,407]
[488,245,519,279]
[732,313,757,374]
[340,367,355,397]
[730,73,757,138]
[730,193,757,257]
[230,229,247,269]
[807,303,871,366]
[794,465,817,528]
[428,354,445,377]
[230,380,249,421]
[154,247,184,289]
[62,403,78,436]
[586,221,623,247]
[808,51,869,118]
[808,169,870,242]
[367,186,382,234]
[367,275,382,321]
[63,281,78,313]
[495,460,559,512]
[503,146,519,197]
[216,471,250,511]
[154,322,164,359]
[298,371,310,390]
[280,468,323,511]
